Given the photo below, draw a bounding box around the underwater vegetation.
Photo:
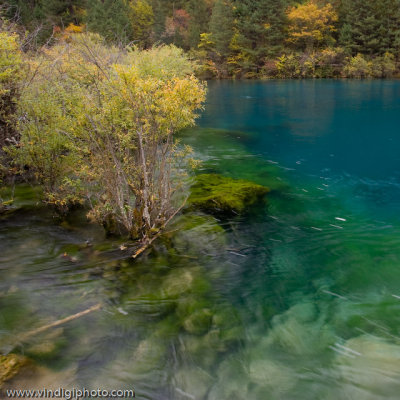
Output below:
[188,174,269,215]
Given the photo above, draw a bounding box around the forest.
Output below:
[4,0,400,78]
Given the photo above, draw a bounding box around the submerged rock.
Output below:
[179,334,218,368]
[253,302,334,357]
[25,328,65,359]
[183,308,213,335]
[174,367,213,400]
[207,357,250,400]
[3,364,77,390]
[248,358,297,394]
[333,335,400,400]
[0,354,28,387]
[189,174,269,215]
[162,268,201,298]
[170,214,226,257]
[131,336,168,374]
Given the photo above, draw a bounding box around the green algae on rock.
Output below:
[183,308,213,335]
[0,354,28,387]
[170,214,227,257]
[189,174,269,215]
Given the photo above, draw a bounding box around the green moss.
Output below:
[0,185,42,212]
[172,214,225,235]
[176,296,211,320]
[161,266,210,299]
[181,334,218,368]
[0,354,28,387]
[25,328,67,361]
[171,214,226,252]
[183,308,213,335]
[189,174,269,215]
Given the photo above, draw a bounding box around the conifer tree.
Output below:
[186,0,210,49]
[233,0,288,70]
[86,0,133,44]
[339,0,400,56]
[209,0,234,57]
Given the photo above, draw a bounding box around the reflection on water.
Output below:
[2,81,400,399]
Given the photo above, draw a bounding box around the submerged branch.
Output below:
[131,197,188,259]
[17,303,102,343]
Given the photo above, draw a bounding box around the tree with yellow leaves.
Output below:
[287,0,338,52]
[12,32,206,240]
[0,31,24,148]
[0,30,25,210]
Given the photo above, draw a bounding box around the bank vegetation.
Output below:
[0,24,206,245]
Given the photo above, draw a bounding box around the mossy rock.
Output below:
[131,336,168,374]
[176,296,211,320]
[124,294,176,319]
[189,174,269,215]
[171,214,227,256]
[25,328,66,360]
[208,357,250,400]
[0,354,28,387]
[179,334,218,368]
[333,335,400,399]
[183,308,213,335]
[174,367,214,400]
[161,267,210,299]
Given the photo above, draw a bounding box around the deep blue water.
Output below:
[197,80,400,222]
[201,80,400,181]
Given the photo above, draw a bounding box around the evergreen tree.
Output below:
[149,0,169,42]
[4,0,85,43]
[233,0,288,70]
[186,0,210,48]
[339,0,400,56]
[40,0,85,27]
[209,0,234,57]
[4,0,44,27]
[86,0,133,44]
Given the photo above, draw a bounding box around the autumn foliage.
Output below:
[3,31,206,240]
[287,0,338,51]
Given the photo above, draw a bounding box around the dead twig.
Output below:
[132,197,188,259]
[17,303,102,343]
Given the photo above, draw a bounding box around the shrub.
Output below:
[0,29,25,208]
[276,54,301,78]
[0,30,24,150]
[12,33,206,239]
[370,52,396,78]
[343,53,372,78]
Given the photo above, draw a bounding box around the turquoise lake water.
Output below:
[1,80,400,399]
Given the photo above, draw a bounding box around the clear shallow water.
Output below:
[2,80,400,399]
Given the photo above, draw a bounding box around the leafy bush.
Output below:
[275,54,301,78]
[343,53,372,78]
[269,49,345,79]
[12,32,206,239]
[0,31,24,148]
[0,29,25,208]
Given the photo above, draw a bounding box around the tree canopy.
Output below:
[3,0,400,77]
